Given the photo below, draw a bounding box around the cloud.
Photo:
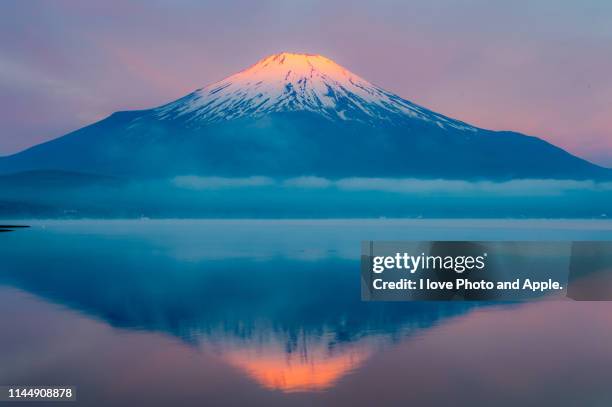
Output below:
[172,176,612,196]
[172,176,274,189]
[335,178,612,196]
[283,176,332,188]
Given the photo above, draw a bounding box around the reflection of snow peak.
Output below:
[223,345,371,393]
[200,324,392,393]
[156,52,475,130]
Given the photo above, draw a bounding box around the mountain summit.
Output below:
[0,52,609,180]
[155,52,473,130]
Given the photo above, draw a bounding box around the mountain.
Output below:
[0,52,610,180]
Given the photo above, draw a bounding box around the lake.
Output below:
[1,219,612,406]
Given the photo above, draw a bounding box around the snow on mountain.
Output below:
[155,52,475,131]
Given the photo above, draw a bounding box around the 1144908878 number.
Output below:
[2,386,75,401]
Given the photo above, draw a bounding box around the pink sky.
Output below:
[1,0,611,166]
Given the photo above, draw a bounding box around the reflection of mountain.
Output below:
[1,259,475,393]
[221,333,373,392]
[0,253,476,341]
[1,53,609,180]
[0,222,483,391]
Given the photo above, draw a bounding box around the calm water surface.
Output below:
[1,219,612,406]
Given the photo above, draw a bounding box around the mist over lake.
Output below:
[1,174,611,218]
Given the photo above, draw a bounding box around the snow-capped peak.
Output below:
[155,52,475,131]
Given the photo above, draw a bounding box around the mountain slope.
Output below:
[0,52,610,180]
